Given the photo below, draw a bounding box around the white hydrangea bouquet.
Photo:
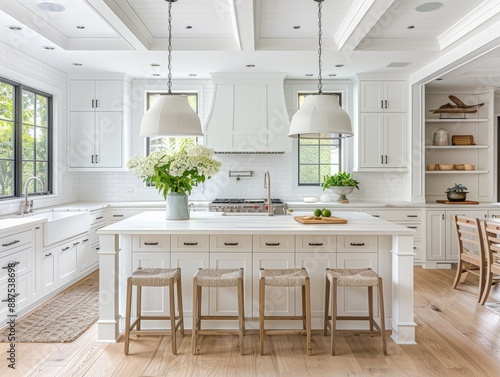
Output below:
[127,144,222,198]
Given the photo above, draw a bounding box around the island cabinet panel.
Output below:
[252,252,295,318]
[132,234,171,252]
[253,235,294,252]
[337,235,377,252]
[210,234,252,252]
[171,252,210,319]
[295,235,336,253]
[209,252,253,318]
[336,252,379,320]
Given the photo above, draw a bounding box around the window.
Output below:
[297,92,343,185]
[0,78,52,199]
[146,92,199,154]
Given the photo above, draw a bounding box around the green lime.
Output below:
[322,209,331,217]
[313,209,322,217]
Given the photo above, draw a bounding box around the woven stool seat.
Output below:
[327,268,379,287]
[260,268,308,287]
[193,268,243,287]
[130,268,180,286]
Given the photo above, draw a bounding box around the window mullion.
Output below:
[14,85,22,197]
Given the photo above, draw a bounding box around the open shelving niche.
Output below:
[424,89,495,203]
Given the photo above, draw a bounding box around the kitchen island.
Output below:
[97,211,416,345]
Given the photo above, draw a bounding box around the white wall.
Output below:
[0,41,79,216]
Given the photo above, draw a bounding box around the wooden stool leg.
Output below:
[169,279,177,355]
[192,277,198,355]
[259,275,265,355]
[377,277,387,355]
[124,278,133,355]
[323,273,330,336]
[176,273,185,336]
[368,286,374,332]
[136,285,142,331]
[331,278,337,356]
[237,277,244,355]
[305,277,312,356]
[301,284,306,330]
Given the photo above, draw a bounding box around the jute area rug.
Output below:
[0,272,99,343]
[484,302,500,316]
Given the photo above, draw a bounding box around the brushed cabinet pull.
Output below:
[380,100,383,109]
[385,155,388,164]
[91,99,94,108]
[62,246,70,251]
[96,216,104,220]
[442,214,445,220]
[95,154,98,163]
[385,100,388,109]
[381,155,383,164]
[407,215,418,218]
[2,293,19,302]
[407,226,417,229]
[224,242,239,246]
[350,243,365,246]
[92,155,94,164]
[265,242,280,246]
[73,242,80,245]
[2,240,20,247]
[113,214,124,217]
[2,261,20,269]
[183,242,198,246]
[96,247,100,251]
[144,242,159,246]
[95,99,98,108]
[45,253,52,257]
[308,243,323,246]
[372,215,380,217]
[82,239,89,242]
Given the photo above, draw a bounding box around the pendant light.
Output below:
[139,0,203,137]
[288,0,352,139]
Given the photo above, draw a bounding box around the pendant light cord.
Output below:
[317,0,323,95]
[167,0,173,94]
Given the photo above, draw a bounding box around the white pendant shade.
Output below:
[288,94,352,138]
[139,95,203,137]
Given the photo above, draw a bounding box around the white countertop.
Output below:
[97,211,415,235]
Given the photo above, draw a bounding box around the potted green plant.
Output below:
[322,172,360,203]
[445,183,468,202]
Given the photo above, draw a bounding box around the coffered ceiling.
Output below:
[0,0,499,86]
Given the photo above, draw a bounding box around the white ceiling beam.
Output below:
[356,38,440,52]
[149,38,240,51]
[334,0,395,53]
[232,0,255,51]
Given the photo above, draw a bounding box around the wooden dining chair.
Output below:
[451,216,486,302]
[479,220,500,305]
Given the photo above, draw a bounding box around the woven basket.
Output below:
[451,135,475,145]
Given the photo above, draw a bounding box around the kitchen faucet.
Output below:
[264,170,273,216]
[22,176,46,214]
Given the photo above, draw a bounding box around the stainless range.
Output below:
[209,199,288,215]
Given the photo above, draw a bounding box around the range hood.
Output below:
[204,73,291,153]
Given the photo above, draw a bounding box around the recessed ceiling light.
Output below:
[8,26,22,31]
[185,26,193,29]
[37,1,66,12]
[305,74,314,77]
[335,64,344,68]
[246,64,255,68]
[328,74,337,77]
[415,2,443,12]
[188,74,197,77]
[153,73,160,77]
[42,46,55,50]
[407,25,415,29]
[73,63,82,66]
[150,63,160,67]
[76,25,85,30]
[293,26,301,29]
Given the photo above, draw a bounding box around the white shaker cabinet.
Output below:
[41,246,57,294]
[360,80,407,113]
[69,80,122,112]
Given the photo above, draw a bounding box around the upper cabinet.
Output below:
[357,80,408,171]
[68,77,130,170]
[204,73,291,153]
[359,81,407,113]
[424,88,495,202]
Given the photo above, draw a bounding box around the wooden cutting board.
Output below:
[436,200,479,205]
[294,216,348,224]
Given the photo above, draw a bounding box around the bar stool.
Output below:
[124,267,184,355]
[192,268,245,355]
[259,268,311,356]
[323,268,387,356]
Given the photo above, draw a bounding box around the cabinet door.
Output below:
[445,210,487,261]
[0,273,32,320]
[78,237,90,272]
[295,252,336,320]
[95,81,122,111]
[384,113,407,168]
[95,112,122,168]
[69,112,96,168]
[336,252,378,318]
[384,81,407,112]
[209,252,252,318]
[171,252,209,321]
[359,113,384,168]
[69,80,96,111]
[252,252,295,318]
[426,211,446,260]
[360,81,384,112]
[58,242,79,286]
[41,247,58,293]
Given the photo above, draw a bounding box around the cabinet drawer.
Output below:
[108,209,143,222]
[400,223,422,239]
[90,210,106,225]
[413,241,424,262]
[337,235,377,252]
[295,235,336,253]
[210,235,252,252]
[0,229,33,254]
[0,247,32,285]
[133,235,171,251]
[253,235,294,252]
[171,234,209,252]
[366,210,422,221]
[0,273,32,318]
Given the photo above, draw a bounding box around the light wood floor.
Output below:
[1,267,500,377]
